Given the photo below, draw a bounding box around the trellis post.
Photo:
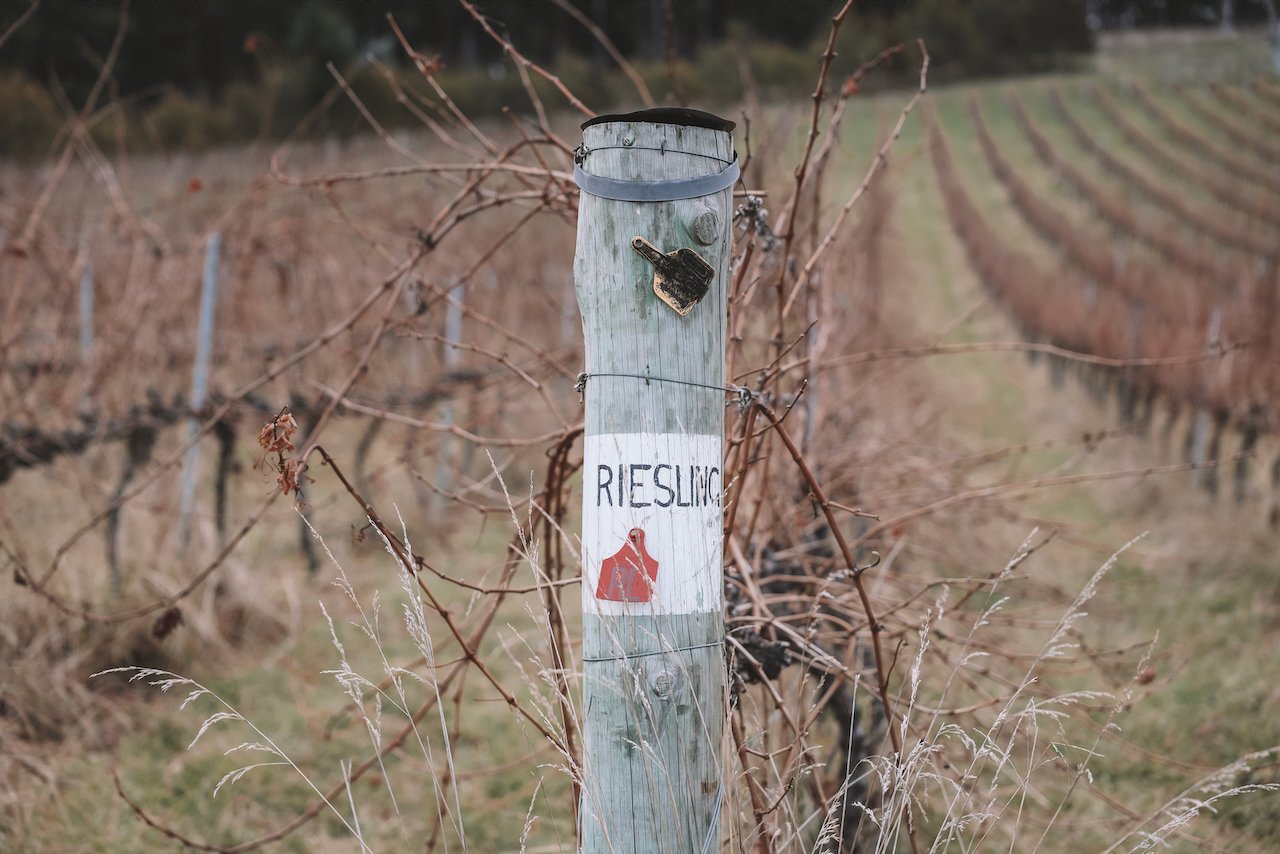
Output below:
[434,278,465,509]
[572,108,736,852]
[1190,304,1221,488]
[179,231,221,548]
[78,253,94,415]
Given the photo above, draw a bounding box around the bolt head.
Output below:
[691,210,720,246]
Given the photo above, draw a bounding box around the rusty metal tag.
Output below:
[631,236,713,316]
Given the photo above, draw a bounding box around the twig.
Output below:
[781,39,929,317]
[548,0,655,107]
[0,0,38,52]
[456,0,594,117]
[755,403,903,763]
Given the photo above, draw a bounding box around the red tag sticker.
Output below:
[594,528,659,603]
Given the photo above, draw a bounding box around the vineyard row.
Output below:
[930,115,1278,437]
[0,371,482,485]
[1045,87,1275,260]
[1087,84,1280,226]
[1007,94,1249,289]
[1128,82,1280,198]
[1176,85,1280,166]
[1210,81,1280,137]
[971,97,1201,322]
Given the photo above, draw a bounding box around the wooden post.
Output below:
[179,231,221,547]
[435,279,465,509]
[1118,302,1141,425]
[78,254,94,415]
[573,108,736,853]
[1189,305,1221,488]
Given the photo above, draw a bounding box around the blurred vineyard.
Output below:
[930,79,1280,509]
[2,7,1280,853]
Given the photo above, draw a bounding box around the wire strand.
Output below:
[575,369,758,409]
[580,639,723,663]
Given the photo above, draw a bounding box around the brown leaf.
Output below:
[152,606,184,640]
[277,458,302,495]
[258,410,298,454]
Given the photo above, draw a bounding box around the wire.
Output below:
[580,639,723,663]
[575,368,758,410]
[575,142,734,167]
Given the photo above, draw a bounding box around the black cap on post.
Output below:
[582,107,735,133]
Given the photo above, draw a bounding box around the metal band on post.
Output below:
[573,157,740,202]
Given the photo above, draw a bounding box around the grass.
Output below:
[1095,26,1278,84]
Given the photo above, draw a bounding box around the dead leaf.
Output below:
[277,458,301,495]
[153,607,184,640]
[258,410,298,454]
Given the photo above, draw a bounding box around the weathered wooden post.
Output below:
[434,278,465,510]
[78,254,94,415]
[572,108,736,852]
[1189,304,1221,488]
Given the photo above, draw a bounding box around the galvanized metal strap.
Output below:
[573,158,740,202]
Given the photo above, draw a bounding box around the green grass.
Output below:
[1095,26,1279,84]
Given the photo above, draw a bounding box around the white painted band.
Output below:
[581,432,723,617]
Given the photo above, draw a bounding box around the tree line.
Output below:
[9,0,1264,156]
